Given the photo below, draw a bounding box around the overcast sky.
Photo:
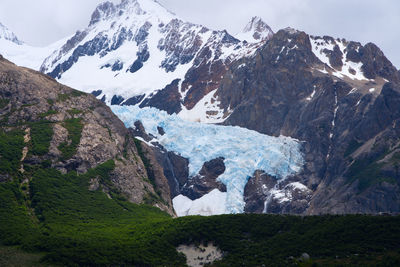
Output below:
[0,0,399,68]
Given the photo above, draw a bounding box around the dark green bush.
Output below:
[38,110,57,119]
[0,98,9,109]
[0,129,24,174]
[58,118,83,160]
[30,121,53,156]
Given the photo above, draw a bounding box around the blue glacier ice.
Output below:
[111,105,305,214]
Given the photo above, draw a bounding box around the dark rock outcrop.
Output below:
[244,171,276,213]
[111,95,124,105]
[122,94,145,106]
[244,171,312,214]
[360,43,400,82]
[128,44,150,73]
[129,122,189,198]
[140,79,182,114]
[181,157,227,200]
[91,90,102,97]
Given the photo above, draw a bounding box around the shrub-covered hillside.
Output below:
[1,170,400,266]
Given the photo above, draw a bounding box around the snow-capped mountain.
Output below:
[236,16,274,43]
[0,22,23,45]
[40,0,272,123]
[0,22,68,70]
[1,0,399,217]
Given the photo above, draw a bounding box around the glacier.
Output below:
[112,105,304,214]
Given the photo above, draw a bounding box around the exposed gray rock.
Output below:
[216,29,400,214]
[139,79,182,114]
[244,171,312,214]
[244,171,276,213]
[181,157,227,200]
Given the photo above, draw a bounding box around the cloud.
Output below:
[0,0,399,67]
[0,0,103,45]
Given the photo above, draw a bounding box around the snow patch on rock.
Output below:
[178,89,230,123]
[310,36,371,81]
[267,182,311,206]
[236,16,273,43]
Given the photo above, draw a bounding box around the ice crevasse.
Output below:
[112,105,305,215]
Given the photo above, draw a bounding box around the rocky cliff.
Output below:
[215,29,400,214]
[0,55,174,215]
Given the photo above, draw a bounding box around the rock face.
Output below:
[181,157,227,200]
[0,57,174,215]
[244,171,276,213]
[214,29,400,214]
[236,16,274,43]
[244,171,312,214]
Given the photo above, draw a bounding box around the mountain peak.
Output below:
[89,1,117,26]
[282,27,300,35]
[236,16,273,43]
[89,0,175,26]
[0,22,23,45]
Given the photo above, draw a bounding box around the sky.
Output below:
[0,0,399,68]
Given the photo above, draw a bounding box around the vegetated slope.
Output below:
[2,189,400,267]
[0,54,173,215]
